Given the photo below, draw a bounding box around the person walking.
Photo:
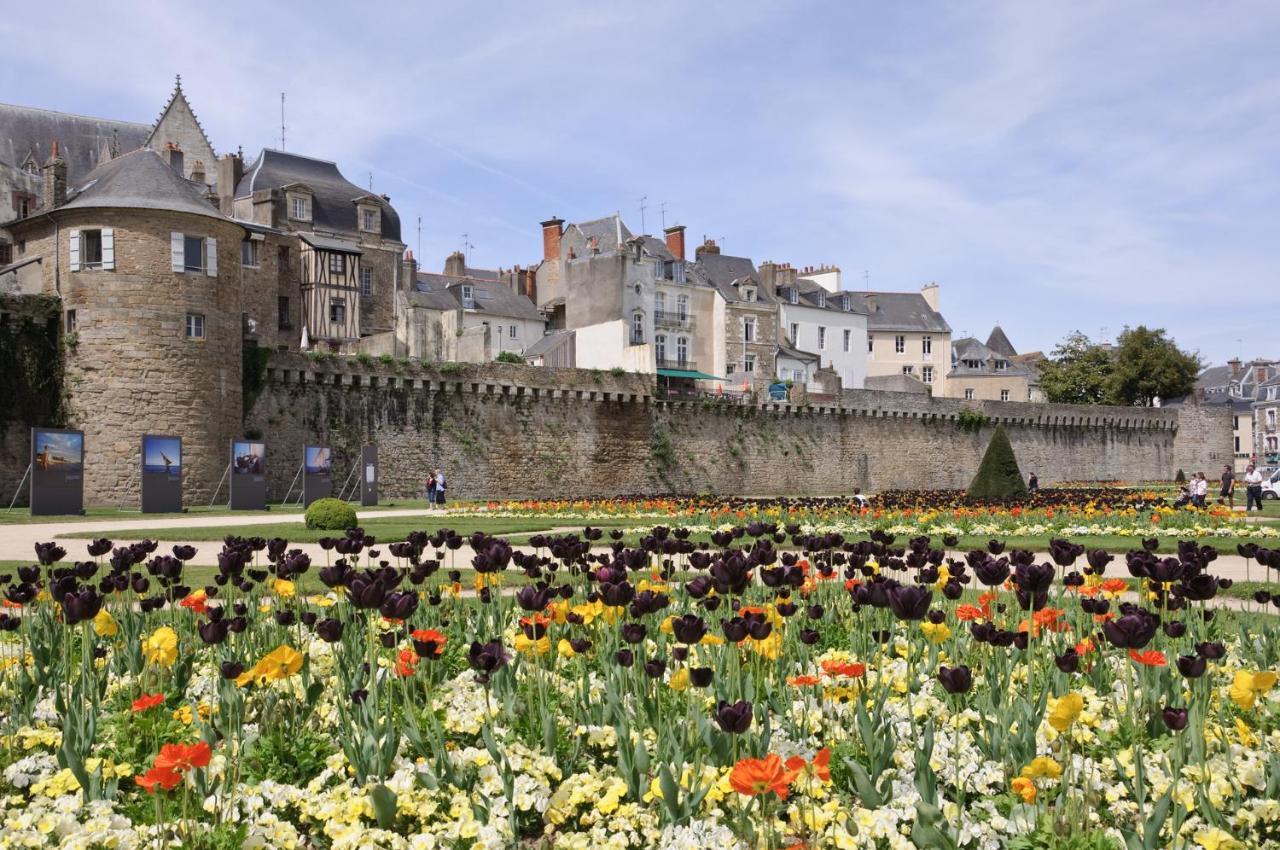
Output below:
[425,471,437,505]
[1027,473,1039,493]
[1192,472,1208,508]
[1244,464,1265,512]
[434,469,447,506]
[1219,464,1236,509]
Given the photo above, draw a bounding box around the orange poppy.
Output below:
[787,675,821,687]
[131,692,165,713]
[785,747,832,783]
[1129,649,1167,667]
[135,765,183,793]
[395,648,419,676]
[154,741,211,774]
[410,628,448,657]
[956,604,986,622]
[821,660,866,678]
[729,754,797,799]
[1100,578,1129,596]
[178,591,208,615]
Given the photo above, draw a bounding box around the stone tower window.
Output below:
[185,313,205,339]
[70,228,114,271]
[171,232,216,276]
[360,268,373,297]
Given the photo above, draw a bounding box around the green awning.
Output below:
[657,368,722,381]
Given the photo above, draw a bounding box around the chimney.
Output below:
[444,250,467,277]
[216,152,245,215]
[1228,358,1243,378]
[1258,365,1270,383]
[757,261,777,289]
[401,249,418,292]
[41,140,67,209]
[190,160,206,185]
[920,281,940,312]
[165,142,184,176]
[541,217,564,261]
[776,264,798,287]
[694,236,720,257]
[663,224,686,261]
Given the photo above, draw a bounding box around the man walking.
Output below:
[1244,464,1264,512]
[1219,464,1235,509]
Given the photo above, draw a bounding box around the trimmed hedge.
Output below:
[968,424,1029,500]
[305,497,357,530]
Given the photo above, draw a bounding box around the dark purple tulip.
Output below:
[720,617,749,642]
[671,614,708,645]
[644,659,666,679]
[887,585,933,621]
[937,665,973,694]
[569,637,592,654]
[60,589,102,625]
[1055,649,1080,673]
[515,585,551,612]
[799,628,820,645]
[315,618,344,643]
[1162,707,1188,731]
[34,542,66,566]
[198,619,229,644]
[714,700,753,734]
[689,667,714,687]
[1162,621,1186,638]
[468,640,510,684]
[615,649,635,667]
[1102,610,1159,649]
[620,623,648,644]
[220,661,245,680]
[87,539,113,558]
[974,558,1011,587]
[1175,654,1206,678]
[350,688,369,703]
[1196,641,1226,660]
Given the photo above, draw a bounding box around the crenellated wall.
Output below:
[237,354,1230,501]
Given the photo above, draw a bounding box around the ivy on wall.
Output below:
[0,295,66,433]
[242,343,272,419]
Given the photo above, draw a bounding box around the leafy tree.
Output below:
[1105,325,1201,406]
[968,425,1028,500]
[1037,332,1113,405]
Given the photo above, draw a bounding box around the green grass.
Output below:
[60,515,638,544]
[0,499,479,525]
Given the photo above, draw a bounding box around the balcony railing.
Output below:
[654,310,695,330]
[657,358,698,372]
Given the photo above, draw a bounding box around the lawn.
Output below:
[0,498,468,525]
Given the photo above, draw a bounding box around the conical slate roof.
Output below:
[61,148,226,221]
[985,325,1017,357]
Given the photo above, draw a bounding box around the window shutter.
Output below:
[68,229,81,272]
[205,237,218,277]
[101,228,115,270]
[171,232,184,272]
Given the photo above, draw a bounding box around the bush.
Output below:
[496,351,526,364]
[305,497,357,530]
[968,424,1029,500]
[1174,468,1186,483]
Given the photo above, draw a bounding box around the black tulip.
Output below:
[714,700,753,734]
[937,665,973,694]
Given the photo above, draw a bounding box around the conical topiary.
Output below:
[1174,469,1186,484]
[968,424,1029,500]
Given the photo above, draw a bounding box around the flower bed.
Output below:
[1,528,1278,848]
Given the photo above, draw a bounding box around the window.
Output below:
[632,312,644,345]
[290,195,310,221]
[329,299,346,324]
[726,363,736,375]
[790,322,799,342]
[789,288,799,305]
[361,208,379,232]
[902,365,914,375]
[461,284,475,309]
[185,313,205,339]
[673,261,685,283]
[744,354,756,373]
[894,335,905,353]
[278,297,290,329]
[509,325,517,339]
[655,333,667,362]
[1235,436,1241,452]
[1000,389,1010,401]
[16,195,33,219]
[328,253,346,275]
[964,388,975,400]
[843,329,851,352]
[655,292,666,314]
[741,285,755,301]
[922,335,932,355]
[360,268,373,297]
[995,359,1008,372]
[82,229,103,268]
[867,335,874,354]
[818,326,827,350]
[744,317,755,343]
[1233,416,1239,429]
[0,242,11,266]
[676,294,688,320]
[65,310,77,333]
[241,239,259,267]
[676,336,688,365]
[169,232,214,275]
[922,366,933,384]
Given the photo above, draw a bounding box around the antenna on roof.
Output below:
[368,172,373,191]
[417,216,422,261]
[461,233,475,265]
[280,92,286,151]
[864,270,870,286]
[659,201,668,231]
[639,196,648,235]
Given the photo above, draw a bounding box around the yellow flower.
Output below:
[919,622,951,644]
[1195,827,1245,850]
[142,626,178,668]
[514,634,551,656]
[557,638,576,659]
[1229,671,1277,710]
[92,608,118,638]
[1020,757,1062,780]
[1011,776,1037,803]
[272,578,296,598]
[1047,693,1084,732]
[171,704,194,725]
[669,668,690,692]
[236,644,304,687]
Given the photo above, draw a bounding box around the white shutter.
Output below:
[101,228,115,270]
[205,237,218,277]
[170,232,184,273]
[68,229,81,272]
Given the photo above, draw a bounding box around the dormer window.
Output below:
[995,359,1008,371]
[741,286,755,302]
[816,292,826,308]
[461,284,475,309]
[673,261,686,283]
[288,191,312,222]
[359,206,380,233]
[788,288,798,305]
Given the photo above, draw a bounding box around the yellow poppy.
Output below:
[142,626,178,668]
[1047,693,1084,732]
[93,609,118,638]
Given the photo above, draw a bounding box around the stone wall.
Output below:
[240,354,1209,501]
[1169,396,1234,479]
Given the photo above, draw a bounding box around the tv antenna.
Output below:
[280,92,286,151]
[659,201,668,230]
[368,172,374,191]
[639,196,648,234]
[416,216,422,260]
[461,233,475,265]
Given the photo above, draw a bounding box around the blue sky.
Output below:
[3,1,1276,364]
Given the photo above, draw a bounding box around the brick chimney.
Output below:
[165,142,184,175]
[775,263,798,287]
[190,160,206,185]
[444,250,467,277]
[41,141,67,209]
[541,217,564,261]
[401,249,418,292]
[216,152,244,215]
[663,225,686,261]
[1258,365,1270,383]
[757,261,777,289]
[921,281,941,312]
[694,236,720,257]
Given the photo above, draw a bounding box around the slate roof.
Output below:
[236,149,401,241]
[524,329,574,359]
[59,149,226,221]
[1196,365,1232,389]
[781,277,868,315]
[572,215,632,250]
[985,325,1017,357]
[300,233,363,254]
[948,336,1033,377]
[688,253,772,304]
[637,235,674,262]
[848,291,951,333]
[776,343,819,363]
[412,272,543,321]
[0,102,149,180]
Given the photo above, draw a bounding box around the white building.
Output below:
[762,264,868,389]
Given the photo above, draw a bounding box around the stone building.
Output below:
[853,284,952,396]
[687,240,778,392]
[762,262,868,391]
[945,326,1039,403]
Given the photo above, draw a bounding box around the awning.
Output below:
[300,233,364,255]
[657,368,721,381]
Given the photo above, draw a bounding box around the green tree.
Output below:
[1037,331,1114,405]
[968,425,1028,500]
[1105,325,1201,406]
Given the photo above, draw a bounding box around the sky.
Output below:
[3,1,1277,365]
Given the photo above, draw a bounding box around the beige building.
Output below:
[945,327,1038,403]
[854,283,952,396]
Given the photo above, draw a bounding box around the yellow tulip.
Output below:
[142,626,178,668]
[1047,693,1084,732]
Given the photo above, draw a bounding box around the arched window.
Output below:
[631,311,644,345]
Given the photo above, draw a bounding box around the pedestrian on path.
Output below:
[1219,464,1235,509]
[1244,464,1265,512]
[425,471,437,505]
[435,469,447,506]
[1192,472,1209,508]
